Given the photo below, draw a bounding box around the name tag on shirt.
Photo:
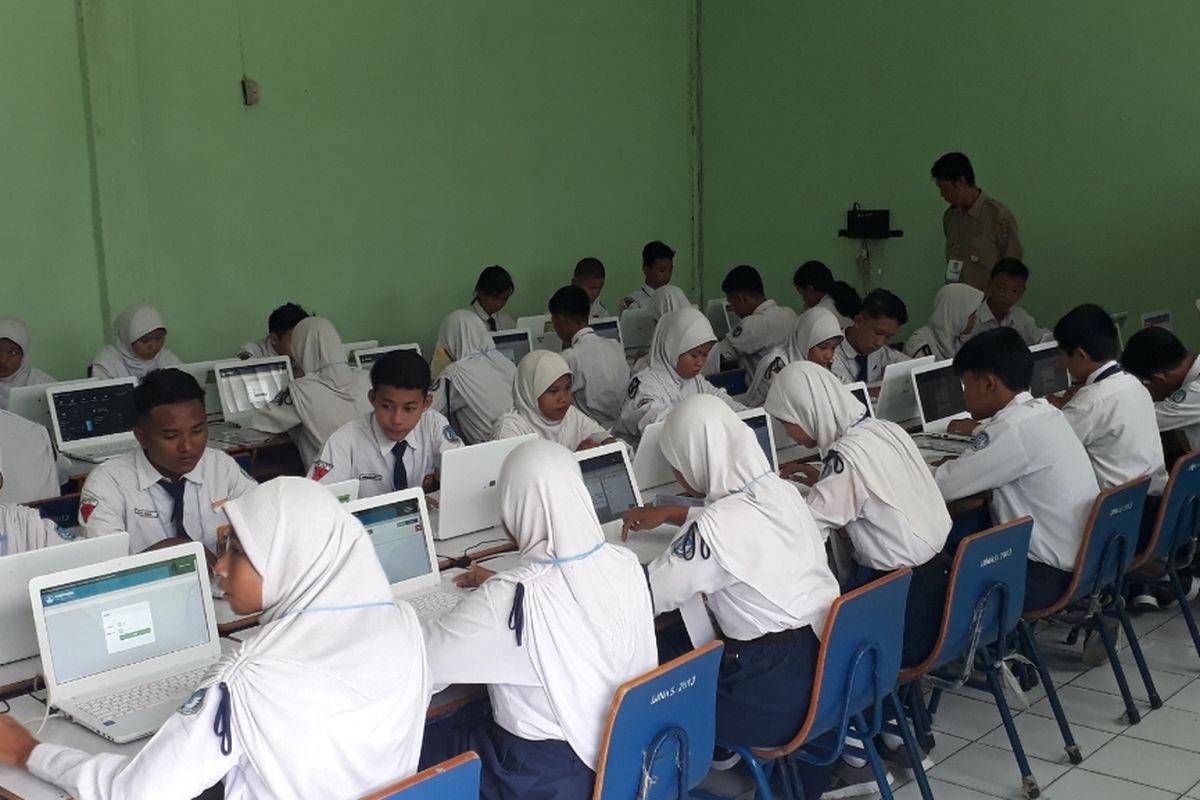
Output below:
[134,508,159,519]
[945,259,964,282]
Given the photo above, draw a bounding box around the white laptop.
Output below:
[844,381,875,418]
[212,356,292,426]
[342,340,380,365]
[176,360,222,418]
[353,343,422,369]
[429,434,537,540]
[874,356,934,424]
[591,317,623,348]
[491,329,533,365]
[517,315,561,353]
[324,479,360,503]
[910,359,974,454]
[633,411,779,491]
[9,379,96,430]
[618,309,656,354]
[576,443,676,564]
[737,408,780,471]
[29,542,220,743]
[705,299,731,339]
[1029,341,1070,399]
[0,533,130,666]
[47,378,138,463]
[346,489,467,622]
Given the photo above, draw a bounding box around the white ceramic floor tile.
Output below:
[1124,608,1181,638]
[1026,684,1137,734]
[1069,659,1192,704]
[1120,635,1200,677]
[892,776,1003,799]
[1145,613,1200,645]
[1080,736,1200,793]
[1040,767,1177,800]
[927,692,1006,741]
[1186,776,1200,798]
[1122,705,1200,753]
[978,708,1114,764]
[928,741,1069,799]
[1164,677,1200,712]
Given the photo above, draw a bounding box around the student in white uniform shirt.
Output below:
[0,410,60,504]
[90,304,183,380]
[0,503,76,556]
[236,302,309,363]
[792,260,861,329]
[310,349,462,498]
[716,264,797,378]
[629,285,709,375]
[933,329,1099,611]
[1122,326,1200,463]
[430,309,517,445]
[831,289,911,385]
[549,286,630,426]
[247,316,372,467]
[621,395,840,795]
[903,283,983,360]
[621,239,675,311]
[742,306,844,406]
[615,307,745,440]
[79,369,257,560]
[0,317,54,410]
[0,477,431,800]
[469,265,517,332]
[421,439,656,799]
[493,351,614,450]
[970,259,1052,345]
[571,257,610,319]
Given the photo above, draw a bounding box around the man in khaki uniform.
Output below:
[932,152,1023,290]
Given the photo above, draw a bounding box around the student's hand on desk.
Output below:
[454,562,496,589]
[947,419,981,436]
[621,505,689,540]
[780,462,820,486]
[0,715,37,767]
[576,437,617,452]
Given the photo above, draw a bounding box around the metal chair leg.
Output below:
[1111,598,1162,708]
[855,713,895,800]
[886,692,934,800]
[985,667,1040,798]
[1017,621,1081,764]
[1167,569,1200,659]
[1090,610,1141,724]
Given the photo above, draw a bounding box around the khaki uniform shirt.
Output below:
[943,190,1023,289]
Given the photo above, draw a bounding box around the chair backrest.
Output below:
[358,752,480,800]
[27,493,81,532]
[592,640,723,800]
[1144,450,1200,565]
[903,518,1032,680]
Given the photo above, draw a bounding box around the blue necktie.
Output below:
[855,354,870,382]
[158,479,188,539]
[392,441,409,490]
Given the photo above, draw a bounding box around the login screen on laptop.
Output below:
[354,498,434,585]
[580,449,639,524]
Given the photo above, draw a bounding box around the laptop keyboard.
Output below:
[77,667,208,722]
[73,442,136,463]
[406,588,463,622]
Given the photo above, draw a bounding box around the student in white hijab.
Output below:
[421,439,656,798]
[0,318,54,410]
[0,477,430,799]
[430,309,517,445]
[622,395,839,793]
[90,304,182,380]
[248,317,372,467]
[0,503,76,556]
[742,306,845,406]
[904,283,984,359]
[493,351,612,449]
[615,307,744,440]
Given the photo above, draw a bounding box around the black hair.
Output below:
[573,257,605,279]
[641,240,675,267]
[548,285,590,323]
[991,257,1030,282]
[828,281,862,319]
[931,152,975,185]
[370,349,432,394]
[720,264,764,296]
[1053,304,1120,362]
[858,289,908,325]
[134,368,206,423]
[267,302,309,335]
[792,260,833,291]
[952,327,1033,391]
[474,265,514,297]
[1122,327,1188,380]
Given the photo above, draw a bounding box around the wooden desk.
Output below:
[0,660,40,704]
[433,529,516,570]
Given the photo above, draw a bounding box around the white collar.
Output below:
[136,446,206,491]
[993,390,1035,422]
[370,414,419,458]
[1085,361,1121,386]
[751,299,777,316]
[570,327,595,347]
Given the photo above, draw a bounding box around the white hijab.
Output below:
[489,440,656,768]
[910,284,984,359]
[660,394,835,630]
[786,307,844,362]
[649,285,692,321]
[436,310,517,441]
[92,304,181,379]
[764,362,949,549]
[648,307,717,377]
[287,316,372,446]
[0,318,53,408]
[214,477,429,799]
[496,350,605,446]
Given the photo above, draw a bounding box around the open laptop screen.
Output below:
[38,553,210,686]
[848,385,873,417]
[579,449,640,524]
[592,319,621,342]
[741,414,777,468]
[353,497,434,585]
[915,366,967,424]
[492,332,531,365]
[1029,348,1069,398]
[52,384,136,444]
[216,360,290,416]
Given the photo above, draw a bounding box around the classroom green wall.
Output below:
[699,2,1200,346]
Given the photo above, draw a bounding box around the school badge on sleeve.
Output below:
[1171,388,1188,404]
[80,495,99,523]
[971,431,990,451]
[311,460,333,481]
[177,688,207,716]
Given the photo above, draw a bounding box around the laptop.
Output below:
[874,356,934,424]
[618,309,655,354]
[576,443,676,564]
[591,317,623,347]
[324,479,360,503]
[9,379,96,430]
[0,533,130,666]
[176,360,222,418]
[342,340,380,365]
[212,356,292,426]
[516,315,559,353]
[29,542,220,743]
[910,359,974,454]
[491,329,533,365]
[845,381,875,418]
[737,408,780,471]
[1110,311,1128,349]
[47,378,138,463]
[705,299,730,339]
[1029,341,1070,398]
[633,411,779,491]
[429,434,537,540]
[353,343,422,369]
[346,489,467,622]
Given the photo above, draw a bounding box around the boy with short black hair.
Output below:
[310,349,462,498]
[1122,326,1200,464]
[831,289,910,385]
[79,368,257,560]
[572,257,609,319]
[549,286,630,427]
[717,264,797,377]
[622,240,675,311]
[934,328,1099,611]
[238,302,309,361]
[972,258,1050,345]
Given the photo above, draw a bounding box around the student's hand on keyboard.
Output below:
[946,418,981,436]
[454,562,496,588]
[780,462,820,486]
[0,714,38,767]
[621,505,688,540]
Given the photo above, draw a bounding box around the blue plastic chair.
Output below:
[358,752,480,799]
[1128,451,1200,660]
[28,493,81,531]
[717,568,926,800]
[900,517,1077,799]
[1024,477,1156,724]
[592,639,724,799]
